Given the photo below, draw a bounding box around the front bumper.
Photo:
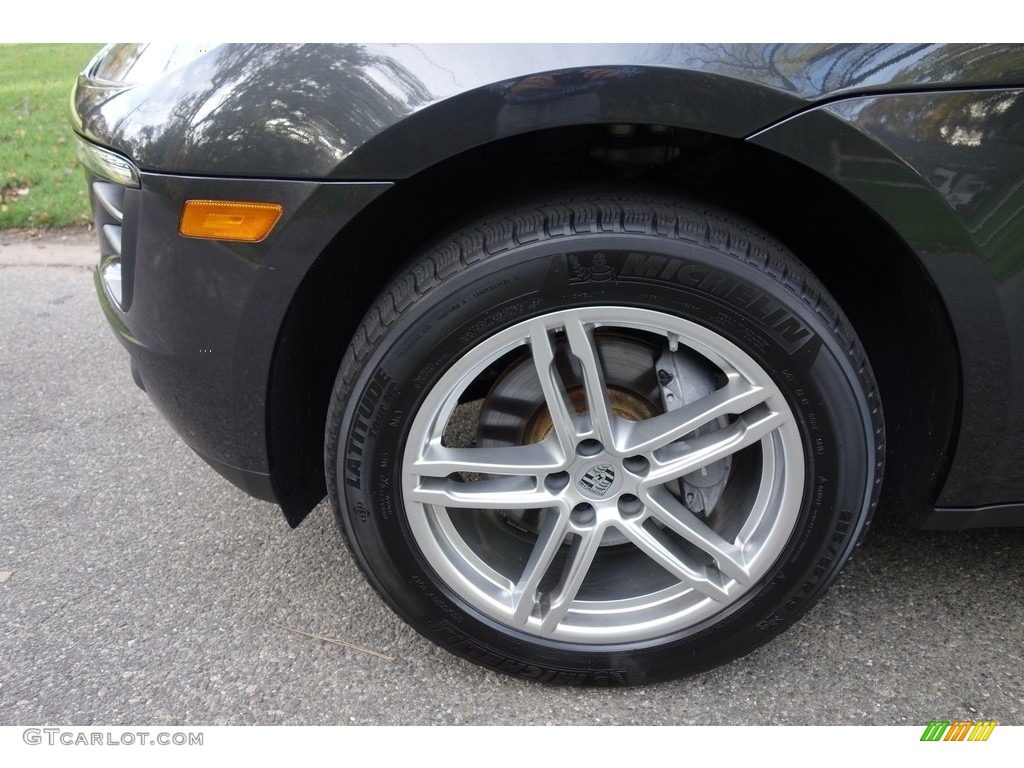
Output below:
[79,139,390,503]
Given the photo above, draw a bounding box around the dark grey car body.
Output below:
[71,43,1024,529]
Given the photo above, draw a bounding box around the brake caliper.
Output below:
[656,342,732,517]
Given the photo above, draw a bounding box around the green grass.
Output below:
[0,44,102,229]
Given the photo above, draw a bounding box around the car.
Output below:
[70,43,1024,686]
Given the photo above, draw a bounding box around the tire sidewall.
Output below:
[334,232,875,685]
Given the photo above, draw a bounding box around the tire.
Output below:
[325,190,884,686]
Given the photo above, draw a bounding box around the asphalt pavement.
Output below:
[1,231,1022,725]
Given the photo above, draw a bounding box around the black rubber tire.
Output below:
[325,190,884,686]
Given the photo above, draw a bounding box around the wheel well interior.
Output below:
[267,124,960,527]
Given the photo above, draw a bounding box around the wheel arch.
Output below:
[265,121,961,528]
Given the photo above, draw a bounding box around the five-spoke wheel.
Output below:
[403,307,804,643]
[326,192,882,685]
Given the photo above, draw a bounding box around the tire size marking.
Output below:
[344,368,397,489]
[774,508,854,619]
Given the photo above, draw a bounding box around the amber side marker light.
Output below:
[179,200,283,242]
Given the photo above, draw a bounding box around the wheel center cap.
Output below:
[577,463,619,499]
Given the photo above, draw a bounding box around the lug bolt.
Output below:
[571,503,596,526]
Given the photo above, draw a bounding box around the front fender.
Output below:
[73,43,1024,180]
